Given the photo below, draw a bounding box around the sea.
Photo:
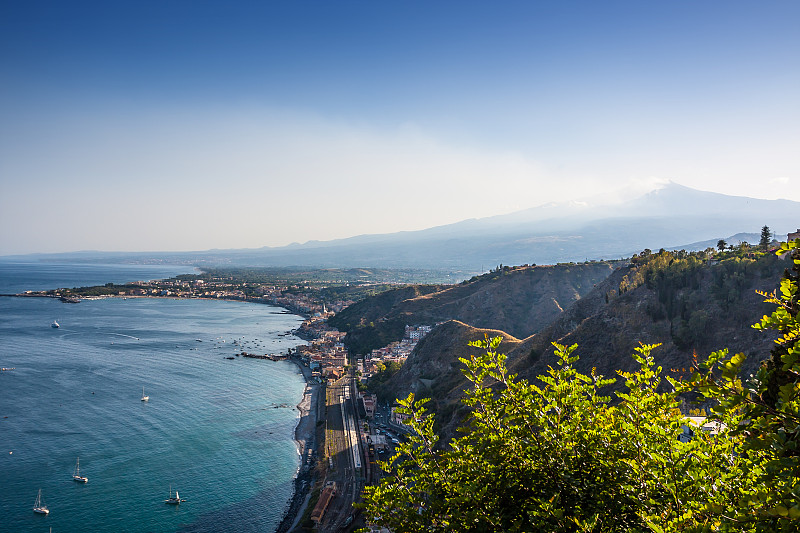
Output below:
[0,262,308,533]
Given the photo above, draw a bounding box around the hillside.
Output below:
[327,285,444,354]
[329,261,618,354]
[376,250,790,438]
[371,320,523,427]
[511,250,784,380]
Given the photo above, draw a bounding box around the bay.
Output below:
[0,264,307,533]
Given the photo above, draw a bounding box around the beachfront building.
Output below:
[294,325,349,380]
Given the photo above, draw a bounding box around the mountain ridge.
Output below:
[4,183,797,270]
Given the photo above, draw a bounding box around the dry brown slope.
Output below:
[377,254,789,439]
[507,257,785,385]
[396,263,616,338]
[332,262,618,356]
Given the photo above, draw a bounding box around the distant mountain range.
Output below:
[5,183,798,271]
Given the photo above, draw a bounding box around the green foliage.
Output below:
[362,240,800,532]
[365,338,735,532]
[618,247,779,338]
[621,249,707,327]
[363,337,746,531]
[367,360,404,393]
[672,309,710,349]
[760,225,772,251]
[621,249,705,313]
[340,318,408,356]
[686,239,800,529]
[68,283,140,296]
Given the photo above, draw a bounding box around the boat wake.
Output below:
[107,333,141,340]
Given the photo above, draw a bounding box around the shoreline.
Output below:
[275,355,321,533]
[3,286,320,531]
[0,292,314,318]
[5,290,321,531]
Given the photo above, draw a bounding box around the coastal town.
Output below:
[11,272,432,532]
[12,271,434,395]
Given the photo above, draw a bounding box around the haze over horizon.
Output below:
[2,1,798,256]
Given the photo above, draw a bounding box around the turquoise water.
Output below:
[0,265,307,533]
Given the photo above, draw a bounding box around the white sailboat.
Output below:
[51,320,60,328]
[33,489,49,514]
[141,387,149,402]
[164,485,184,504]
[72,457,88,483]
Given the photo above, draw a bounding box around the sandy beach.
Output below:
[276,355,321,533]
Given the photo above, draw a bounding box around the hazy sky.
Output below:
[1,1,798,255]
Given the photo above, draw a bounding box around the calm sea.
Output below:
[0,263,307,533]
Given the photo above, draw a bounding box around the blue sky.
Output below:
[1,1,798,254]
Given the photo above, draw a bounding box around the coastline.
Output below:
[2,291,311,312]
[5,289,321,531]
[276,355,321,533]
[1,288,309,532]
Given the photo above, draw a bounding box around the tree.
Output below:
[362,340,755,531]
[717,239,727,252]
[364,339,652,532]
[688,239,800,527]
[362,241,800,532]
[760,225,773,251]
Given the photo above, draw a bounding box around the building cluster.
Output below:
[111,278,354,316]
[294,322,349,381]
[357,325,434,381]
[120,278,255,299]
[270,294,353,318]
